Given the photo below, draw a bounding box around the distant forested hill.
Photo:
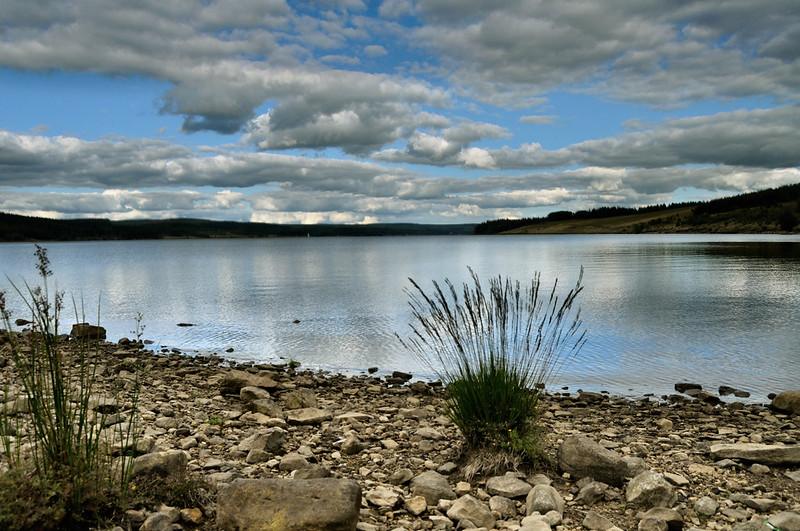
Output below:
[0,214,475,242]
[475,183,800,234]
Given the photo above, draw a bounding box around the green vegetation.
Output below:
[476,182,800,234]
[0,213,475,242]
[0,247,138,530]
[398,268,586,476]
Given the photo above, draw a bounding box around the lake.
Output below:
[2,235,799,401]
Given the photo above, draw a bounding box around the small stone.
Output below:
[694,496,719,516]
[626,471,674,508]
[655,418,674,432]
[486,473,532,498]
[663,472,689,487]
[583,510,615,530]
[446,494,495,529]
[576,481,608,506]
[526,484,564,515]
[489,495,517,517]
[285,407,332,425]
[411,471,456,505]
[366,486,402,508]
[278,452,309,471]
[405,495,428,515]
[179,508,203,525]
[389,468,414,485]
[749,463,770,474]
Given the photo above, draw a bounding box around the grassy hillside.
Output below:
[478,183,800,235]
[0,213,475,242]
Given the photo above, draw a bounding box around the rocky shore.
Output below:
[1,332,799,531]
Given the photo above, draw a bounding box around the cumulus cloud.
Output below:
[412,0,800,105]
[0,0,447,141]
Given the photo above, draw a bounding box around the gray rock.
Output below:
[694,496,719,516]
[389,468,414,485]
[410,470,456,505]
[341,435,367,455]
[237,428,287,454]
[521,520,552,531]
[559,436,629,486]
[626,471,674,508]
[576,481,609,506]
[526,484,564,516]
[446,494,495,529]
[131,450,188,478]
[772,391,800,415]
[489,495,517,517]
[249,398,284,418]
[139,512,174,531]
[286,407,332,425]
[768,511,800,531]
[365,486,402,508]
[216,478,361,531]
[640,507,683,531]
[486,473,532,498]
[293,465,332,479]
[282,388,318,410]
[638,518,669,531]
[279,452,309,471]
[786,470,800,482]
[240,386,270,403]
[583,510,616,530]
[220,370,279,395]
[709,443,800,465]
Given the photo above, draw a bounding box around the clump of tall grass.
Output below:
[0,246,138,530]
[398,267,586,474]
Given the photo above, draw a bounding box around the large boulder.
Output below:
[410,470,456,505]
[220,370,279,395]
[626,471,674,508]
[131,450,188,478]
[709,443,800,465]
[216,478,361,531]
[558,436,629,486]
[772,391,800,415]
[70,323,106,341]
[446,494,495,529]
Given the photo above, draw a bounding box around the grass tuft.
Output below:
[398,267,586,475]
[0,245,140,530]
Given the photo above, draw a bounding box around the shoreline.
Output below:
[2,333,799,530]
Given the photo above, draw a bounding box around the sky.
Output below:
[1,0,799,224]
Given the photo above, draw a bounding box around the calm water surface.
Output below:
[2,235,799,400]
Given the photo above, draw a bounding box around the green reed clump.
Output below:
[0,246,138,530]
[398,268,586,473]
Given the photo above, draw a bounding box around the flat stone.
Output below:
[216,478,361,531]
[663,472,689,487]
[486,473,532,498]
[365,486,402,508]
[220,370,279,395]
[583,510,616,530]
[286,407,333,425]
[410,471,456,505]
[709,443,800,465]
[131,450,188,478]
